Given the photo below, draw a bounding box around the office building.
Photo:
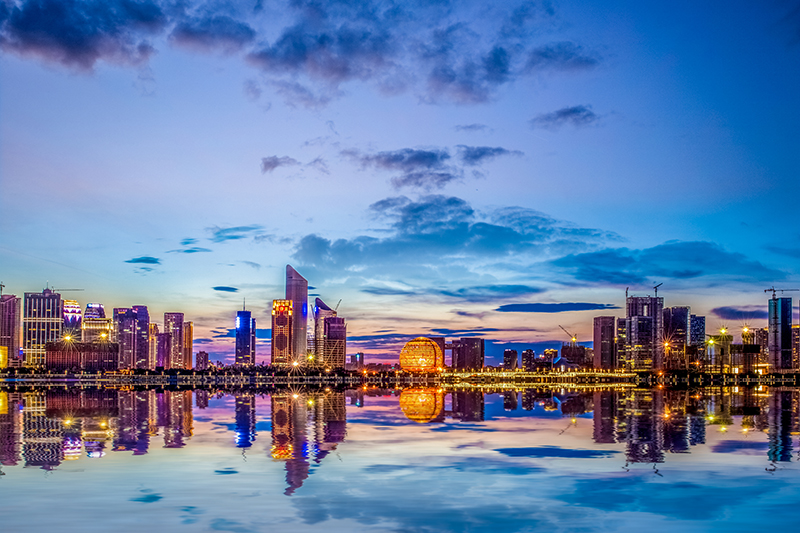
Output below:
[81,315,112,343]
[113,306,150,370]
[235,309,256,366]
[271,300,293,366]
[196,351,209,371]
[322,317,346,369]
[503,349,518,370]
[22,289,63,367]
[593,316,616,370]
[625,295,664,370]
[521,349,535,371]
[689,315,706,346]
[84,303,105,319]
[768,297,793,370]
[183,321,193,370]
[452,338,484,370]
[286,265,308,361]
[0,294,21,367]
[164,313,185,369]
[62,300,82,331]
[314,298,336,361]
[155,333,170,368]
[45,341,119,372]
[148,323,159,368]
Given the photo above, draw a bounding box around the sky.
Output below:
[1,0,799,363]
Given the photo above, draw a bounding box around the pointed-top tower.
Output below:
[286,265,308,361]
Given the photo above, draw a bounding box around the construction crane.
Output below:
[334,299,342,312]
[764,287,799,299]
[558,325,577,347]
[653,283,663,297]
[51,288,84,292]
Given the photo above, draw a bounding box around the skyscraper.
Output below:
[164,313,184,369]
[503,349,518,370]
[148,323,159,369]
[313,298,346,369]
[0,294,21,367]
[62,300,82,331]
[183,321,193,370]
[235,309,256,366]
[452,338,484,370]
[768,297,793,371]
[271,300,293,366]
[113,306,150,370]
[625,296,664,370]
[195,351,209,371]
[285,265,308,361]
[521,349,535,371]
[689,315,706,347]
[22,289,62,367]
[593,316,616,370]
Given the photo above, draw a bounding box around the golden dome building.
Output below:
[399,337,444,372]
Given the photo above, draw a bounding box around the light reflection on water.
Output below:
[0,386,797,532]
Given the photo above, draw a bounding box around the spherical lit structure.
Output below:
[399,337,444,372]
[399,388,445,423]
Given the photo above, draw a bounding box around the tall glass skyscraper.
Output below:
[271,300,293,366]
[768,297,793,370]
[285,265,308,362]
[235,309,256,366]
[593,316,616,369]
[164,313,185,369]
[22,289,62,367]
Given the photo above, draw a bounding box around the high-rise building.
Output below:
[286,265,308,361]
[271,300,293,366]
[45,340,119,372]
[313,298,346,369]
[113,306,150,370]
[164,313,185,369]
[521,349,535,371]
[62,300,82,331]
[768,297,793,371]
[452,338,484,370]
[183,321,193,370]
[663,307,690,345]
[625,296,664,370]
[148,323,159,369]
[616,318,627,368]
[22,289,63,367]
[593,316,616,370]
[235,309,256,366]
[626,316,655,371]
[84,303,106,319]
[155,333,170,368]
[503,349,518,370]
[195,351,209,371]
[689,315,706,346]
[81,315,112,343]
[0,294,21,367]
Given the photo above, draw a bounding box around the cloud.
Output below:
[360,286,418,296]
[553,241,785,285]
[344,147,459,190]
[529,105,598,130]
[207,225,264,243]
[212,286,239,292]
[764,245,800,259]
[240,260,261,269]
[456,145,522,166]
[440,284,543,302]
[496,302,620,313]
[168,247,212,253]
[0,0,166,70]
[125,256,160,264]
[454,123,489,132]
[307,156,330,174]
[169,15,255,53]
[181,238,198,245]
[525,42,599,72]
[711,306,769,321]
[261,155,301,173]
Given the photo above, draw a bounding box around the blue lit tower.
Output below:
[235,304,256,366]
[286,265,308,363]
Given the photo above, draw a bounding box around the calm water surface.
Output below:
[0,387,797,532]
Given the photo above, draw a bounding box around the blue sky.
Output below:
[1,0,799,363]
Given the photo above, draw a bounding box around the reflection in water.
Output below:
[234,392,256,449]
[399,388,445,423]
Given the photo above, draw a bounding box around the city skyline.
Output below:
[2,1,799,364]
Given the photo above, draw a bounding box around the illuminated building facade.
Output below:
[768,297,793,370]
[593,316,616,370]
[625,295,664,370]
[503,349,518,370]
[45,341,119,372]
[235,310,256,366]
[195,351,209,371]
[521,349,535,371]
[62,299,82,331]
[22,289,62,367]
[164,313,184,369]
[285,265,308,361]
[148,323,159,368]
[84,303,105,319]
[234,393,257,448]
[321,316,346,369]
[399,337,444,372]
[0,294,21,367]
[82,316,112,343]
[271,300,293,366]
[113,306,150,370]
[155,333,170,368]
[183,321,193,370]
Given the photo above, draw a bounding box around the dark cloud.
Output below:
[180,238,198,245]
[170,15,256,53]
[212,286,239,292]
[207,225,264,243]
[529,105,598,130]
[496,302,620,313]
[125,256,160,264]
[711,306,769,321]
[496,446,617,459]
[456,145,522,166]
[261,155,301,173]
[553,241,785,285]
[525,41,599,72]
[0,0,166,69]
[344,147,459,190]
[440,284,543,302]
[360,286,418,296]
[429,327,502,336]
[168,247,212,253]
[454,123,489,132]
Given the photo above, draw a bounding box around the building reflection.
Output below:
[234,392,257,449]
[270,391,348,496]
